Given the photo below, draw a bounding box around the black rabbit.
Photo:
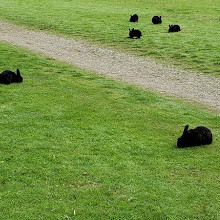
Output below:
[130,14,138,22]
[168,24,181,32]
[152,16,162,24]
[128,28,142,39]
[0,69,23,84]
[177,125,213,148]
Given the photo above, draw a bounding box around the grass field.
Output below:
[0,0,219,76]
[0,42,220,219]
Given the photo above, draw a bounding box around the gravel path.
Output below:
[0,20,219,112]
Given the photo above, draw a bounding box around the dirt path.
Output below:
[0,20,219,112]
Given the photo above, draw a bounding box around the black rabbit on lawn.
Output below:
[152,16,162,24]
[0,69,23,84]
[168,24,181,32]
[177,125,213,148]
[130,14,139,22]
[128,28,142,39]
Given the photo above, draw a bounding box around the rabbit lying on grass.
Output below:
[0,69,23,84]
[177,125,212,148]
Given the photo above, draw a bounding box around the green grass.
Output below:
[0,0,219,76]
[0,42,220,219]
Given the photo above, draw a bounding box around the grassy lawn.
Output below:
[0,42,219,219]
[0,0,219,76]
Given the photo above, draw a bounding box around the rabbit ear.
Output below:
[17,69,20,76]
[184,125,189,133]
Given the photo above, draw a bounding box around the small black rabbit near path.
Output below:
[128,28,142,39]
[152,16,162,24]
[168,24,181,32]
[177,125,212,148]
[130,14,138,22]
[0,69,23,84]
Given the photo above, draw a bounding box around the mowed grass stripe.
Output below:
[0,42,219,219]
[0,0,219,75]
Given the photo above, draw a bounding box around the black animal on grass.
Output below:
[128,28,142,39]
[177,125,213,148]
[168,24,181,32]
[130,14,138,22]
[0,69,23,84]
[152,16,162,24]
